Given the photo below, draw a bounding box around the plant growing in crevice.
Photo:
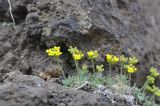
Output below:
[128,56,138,65]
[87,50,99,75]
[46,45,160,106]
[96,64,104,77]
[131,67,160,106]
[46,46,66,79]
[126,64,137,86]
[68,46,84,82]
[62,64,89,88]
[106,54,119,77]
[140,67,160,105]
[119,55,128,75]
[122,56,138,86]
[141,67,159,92]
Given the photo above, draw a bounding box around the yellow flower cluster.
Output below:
[122,56,138,74]
[68,46,84,61]
[147,76,155,84]
[45,46,140,78]
[145,67,160,97]
[153,86,160,97]
[127,64,137,73]
[150,67,160,77]
[146,85,160,97]
[96,65,104,73]
[82,64,88,72]
[128,56,138,65]
[106,54,119,64]
[119,55,128,63]
[87,50,99,59]
[73,52,84,60]
[46,46,62,57]
[68,46,79,54]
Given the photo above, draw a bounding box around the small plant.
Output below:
[89,75,106,87]
[106,54,119,77]
[132,86,148,105]
[128,56,138,65]
[46,46,66,79]
[119,55,128,75]
[62,76,76,87]
[139,67,160,105]
[81,64,89,81]
[87,50,99,75]
[122,56,138,86]
[68,46,84,82]
[96,64,104,77]
[126,64,137,86]
[87,64,105,88]
[62,64,89,88]
[141,67,159,93]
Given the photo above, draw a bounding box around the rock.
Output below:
[0,0,160,105]
[0,83,48,106]
[94,85,136,106]
[4,71,46,87]
[0,0,9,21]
[1,52,18,69]
[0,71,112,106]
[19,60,32,74]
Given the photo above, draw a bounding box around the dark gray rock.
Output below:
[4,71,46,87]
[0,0,9,21]
[0,71,112,106]
[0,0,160,85]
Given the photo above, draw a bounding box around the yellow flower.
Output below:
[106,54,119,64]
[128,56,138,65]
[147,76,155,84]
[68,46,84,61]
[52,46,60,51]
[54,51,62,57]
[46,49,54,56]
[73,52,84,60]
[46,46,62,57]
[96,65,104,73]
[82,64,88,72]
[150,67,160,78]
[127,64,137,73]
[119,55,128,63]
[155,92,160,97]
[152,85,160,97]
[68,46,79,54]
[87,50,99,59]
[146,85,153,93]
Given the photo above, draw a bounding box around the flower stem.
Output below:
[75,60,81,82]
[91,59,96,75]
[120,63,123,76]
[141,79,148,93]
[56,57,66,79]
[129,73,131,86]
[109,64,112,77]
[149,95,155,103]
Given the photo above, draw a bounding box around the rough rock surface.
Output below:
[0,0,8,20]
[0,71,111,106]
[0,0,160,105]
[0,0,159,83]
